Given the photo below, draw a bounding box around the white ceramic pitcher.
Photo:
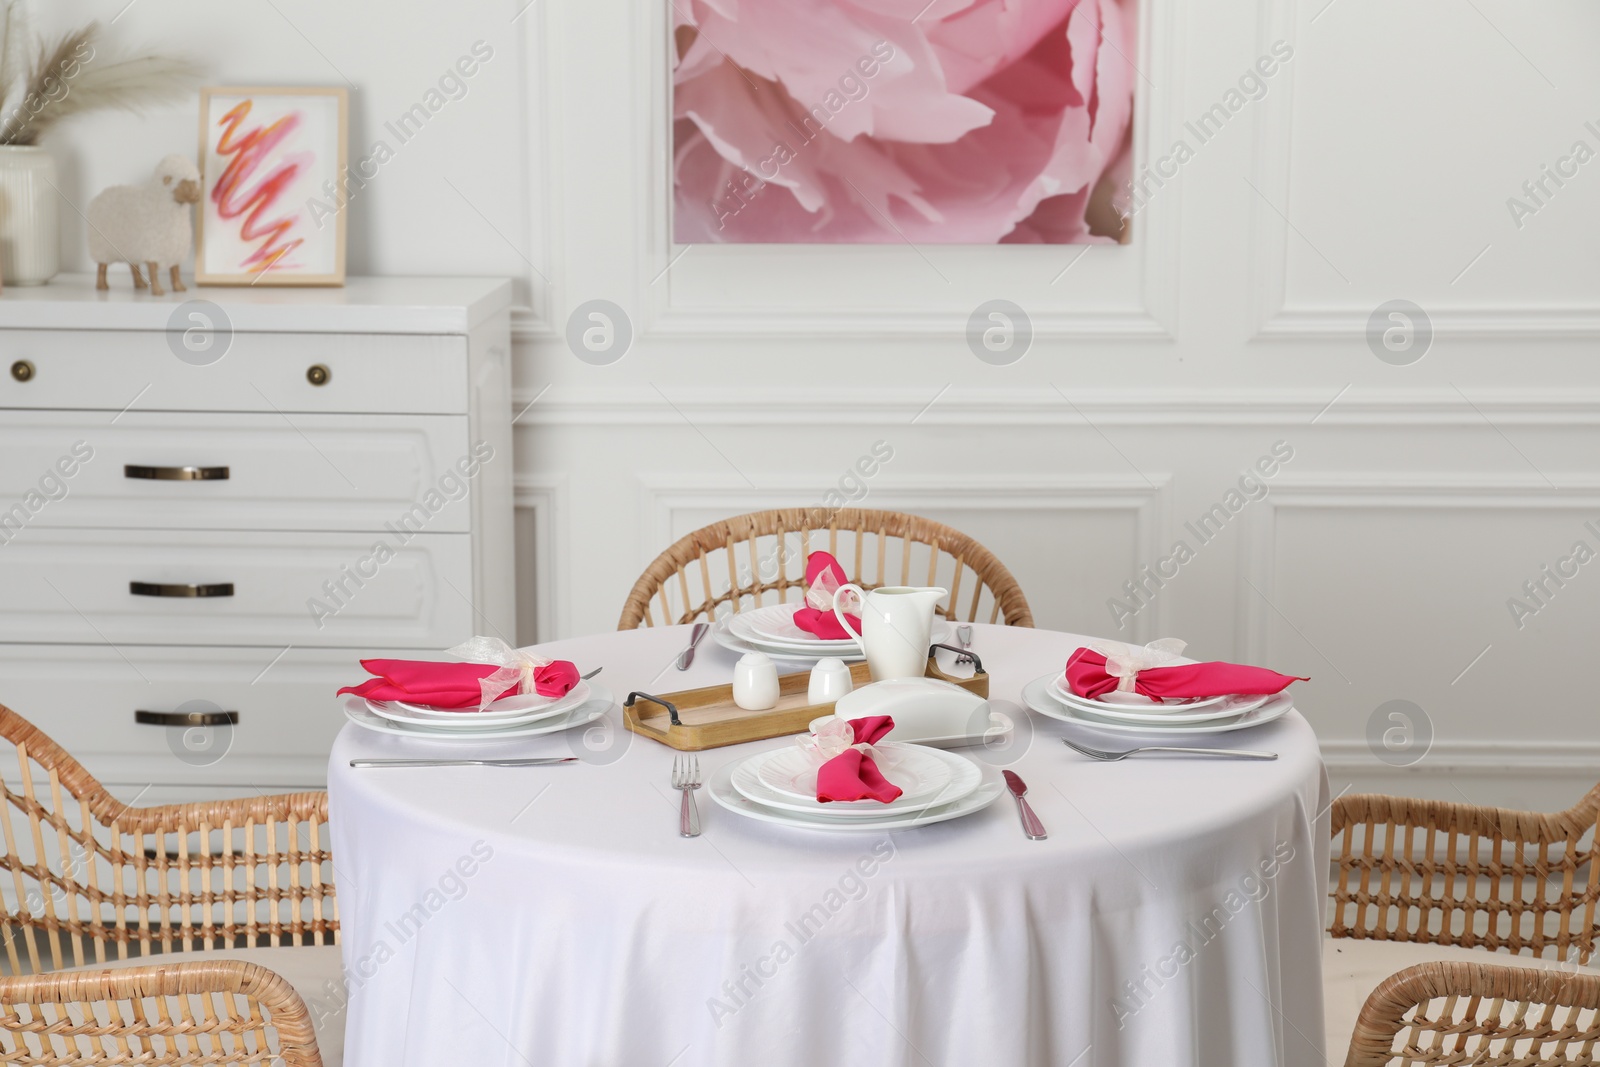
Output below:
[831,584,947,681]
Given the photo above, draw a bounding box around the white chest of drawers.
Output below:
[0,276,514,801]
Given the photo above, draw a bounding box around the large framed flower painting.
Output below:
[671,0,1137,245]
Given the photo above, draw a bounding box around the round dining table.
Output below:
[327,623,1330,1067]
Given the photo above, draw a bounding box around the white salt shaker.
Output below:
[733,652,781,711]
[807,658,854,704]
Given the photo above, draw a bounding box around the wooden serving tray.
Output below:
[623,647,989,752]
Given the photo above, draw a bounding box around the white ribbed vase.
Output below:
[0,146,58,285]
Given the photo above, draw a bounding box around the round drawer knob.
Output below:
[10,359,34,382]
[306,363,331,387]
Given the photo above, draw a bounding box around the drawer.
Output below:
[0,528,473,648]
[0,411,486,532]
[0,329,467,414]
[0,644,420,789]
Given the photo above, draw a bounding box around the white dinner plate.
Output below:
[1065,695,1270,726]
[1046,683,1270,725]
[1023,675,1293,736]
[747,742,967,810]
[342,683,612,741]
[710,616,949,665]
[731,626,862,655]
[393,682,590,720]
[733,605,860,648]
[369,681,592,729]
[732,748,981,818]
[735,605,950,647]
[709,759,1004,833]
[710,618,865,666]
[1049,676,1232,713]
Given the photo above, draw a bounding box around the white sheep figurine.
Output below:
[87,155,201,295]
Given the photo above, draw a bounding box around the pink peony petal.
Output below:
[680,0,994,145]
[1065,0,1101,123]
[674,59,944,241]
[671,0,1138,244]
[924,0,1084,96]
[1089,0,1135,151]
[846,0,978,19]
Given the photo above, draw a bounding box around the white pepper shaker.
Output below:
[807,658,854,704]
[733,652,781,711]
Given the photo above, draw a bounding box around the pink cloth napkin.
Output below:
[815,716,902,804]
[1065,647,1306,701]
[338,658,580,710]
[792,551,862,641]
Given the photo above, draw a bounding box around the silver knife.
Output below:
[677,622,710,670]
[1002,770,1047,840]
[349,758,579,768]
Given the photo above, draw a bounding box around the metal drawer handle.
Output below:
[136,709,239,728]
[124,464,230,481]
[10,359,33,382]
[130,581,235,598]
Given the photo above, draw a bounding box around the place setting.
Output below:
[336,636,615,765]
[705,714,1006,834]
[1022,638,1308,756]
[710,550,950,666]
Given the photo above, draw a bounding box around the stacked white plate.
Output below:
[708,742,1004,832]
[711,604,950,665]
[1022,674,1293,737]
[343,681,611,741]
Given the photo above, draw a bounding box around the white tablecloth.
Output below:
[328,624,1329,1067]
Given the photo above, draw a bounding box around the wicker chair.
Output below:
[0,960,322,1065]
[1344,961,1600,1067]
[618,507,1034,630]
[0,702,338,1065]
[1328,785,1600,1065]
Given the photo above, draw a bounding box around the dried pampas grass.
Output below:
[0,19,201,146]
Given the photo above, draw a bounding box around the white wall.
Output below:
[38,1,532,286]
[42,0,1600,810]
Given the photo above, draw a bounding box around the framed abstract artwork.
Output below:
[196,86,348,285]
[670,0,1137,245]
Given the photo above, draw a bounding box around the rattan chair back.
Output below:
[1331,786,1600,965]
[0,704,337,976]
[0,960,324,1065]
[618,507,1034,630]
[1345,960,1600,1066]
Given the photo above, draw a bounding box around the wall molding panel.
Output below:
[1238,476,1600,663]
[1322,740,1600,812]
[509,386,1600,426]
[1245,0,1600,341]
[1321,739,1600,779]
[513,474,572,644]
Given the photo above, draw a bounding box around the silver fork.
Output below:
[672,754,703,837]
[1062,738,1277,761]
[954,624,974,666]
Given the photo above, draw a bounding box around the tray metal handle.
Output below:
[624,691,681,727]
[929,642,983,674]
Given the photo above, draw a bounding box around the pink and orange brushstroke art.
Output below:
[209,100,311,274]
